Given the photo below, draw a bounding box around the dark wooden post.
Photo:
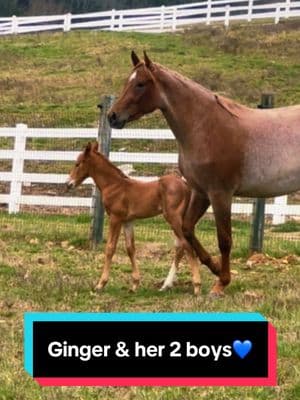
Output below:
[249,93,274,253]
[90,95,115,248]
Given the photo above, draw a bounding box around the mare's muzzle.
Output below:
[107,111,126,129]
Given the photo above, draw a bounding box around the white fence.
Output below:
[0,0,300,35]
[0,123,299,224]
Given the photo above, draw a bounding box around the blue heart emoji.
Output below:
[233,340,252,359]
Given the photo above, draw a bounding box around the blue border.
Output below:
[24,312,265,376]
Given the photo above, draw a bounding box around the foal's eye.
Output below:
[75,163,80,167]
[136,82,145,89]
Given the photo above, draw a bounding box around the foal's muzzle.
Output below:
[107,112,126,129]
[66,179,75,190]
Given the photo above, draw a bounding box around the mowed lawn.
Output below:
[0,213,299,400]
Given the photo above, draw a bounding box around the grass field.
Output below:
[0,19,299,128]
[0,213,299,400]
[0,17,300,400]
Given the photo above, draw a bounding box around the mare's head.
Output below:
[108,51,161,129]
[66,142,98,189]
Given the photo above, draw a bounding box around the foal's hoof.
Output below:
[94,281,107,291]
[193,284,201,297]
[159,283,173,292]
[129,285,139,293]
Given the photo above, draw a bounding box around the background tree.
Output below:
[0,1,204,16]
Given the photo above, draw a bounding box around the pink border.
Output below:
[36,323,277,387]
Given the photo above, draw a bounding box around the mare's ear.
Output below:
[143,51,153,69]
[91,142,99,153]
[131,50,140,66]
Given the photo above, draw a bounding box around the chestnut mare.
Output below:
[108,51,300,296]
[67,142,202,294]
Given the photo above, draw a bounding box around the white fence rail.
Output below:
[0,124,299,224]
[0,1,300,35]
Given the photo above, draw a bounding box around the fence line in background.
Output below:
[0,123,298,224]
[0,0,300,35]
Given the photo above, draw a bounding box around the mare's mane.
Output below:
[154,62,244,118]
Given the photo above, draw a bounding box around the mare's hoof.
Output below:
[208,290,225,298]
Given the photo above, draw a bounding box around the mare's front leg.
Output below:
[208,191,232,296]
[95,215,122,291]
[123,222,140,292]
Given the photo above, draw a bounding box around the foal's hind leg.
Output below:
[123,222,140,292]
[164,212,201,295]
[160,236,184,291]
[95,216,122,291]
[183,191,221,276]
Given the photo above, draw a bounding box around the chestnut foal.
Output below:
[67,142,201,294]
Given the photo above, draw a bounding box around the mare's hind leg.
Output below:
[208,191,232,296]
[95,216,122,291]
[123,222,140,292]
[183,190,221,276]
[160,236,184,291]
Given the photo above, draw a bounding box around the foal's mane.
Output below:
[94,150,129,180]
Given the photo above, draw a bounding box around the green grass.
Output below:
[0,212,299,399]
[0,20,299,128]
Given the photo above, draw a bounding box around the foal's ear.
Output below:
[91,142,99,153]
[84,142,92,155]
[143,51,153,69]
[131,50,140,66]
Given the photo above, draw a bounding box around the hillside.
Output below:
[0,19,299,128]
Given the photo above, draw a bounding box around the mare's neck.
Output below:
[89,153,125,191]
[155,66,215,144]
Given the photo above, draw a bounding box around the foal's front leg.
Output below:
[183,191,221,276]
[123,222,140,292]
[95,216,122,291]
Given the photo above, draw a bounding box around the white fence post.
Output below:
[118,12,123,31]
[275,4,281,23]
[9,124,27,214]
[11,15,18,34]
[285,0,291,18]
[160,5,165,32]
[273,196,288,225]
[206,0,212,25]
[224,5,230,27]
[172,7,177,31]
[247,0,253,22]
[110,9,116,31]
[63,13,72,32]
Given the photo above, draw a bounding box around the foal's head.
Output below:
[108,51,162,129]
[66,142,98,188]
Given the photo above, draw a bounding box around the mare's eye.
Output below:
[75,163,80,167]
